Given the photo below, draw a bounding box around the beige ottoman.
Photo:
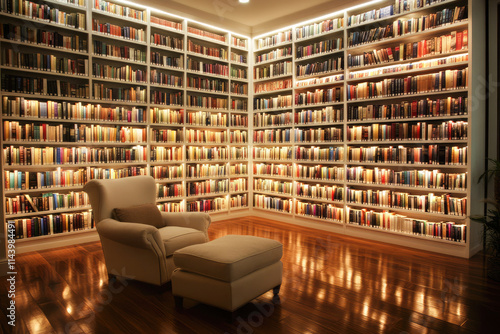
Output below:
[172,235,283,314]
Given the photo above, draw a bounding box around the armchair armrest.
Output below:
[160,212,211,235]
[97,218,166,254]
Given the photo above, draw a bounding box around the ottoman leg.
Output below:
[174,296,183,309]
[273,284,281,296]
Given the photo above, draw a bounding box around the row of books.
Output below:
[296,165,344,181]
[93,64,146,82]
[296,146,344,162]
[186,129,228,144]
[230,130,248,144]
[187,164,226,178]
[151,33,183,50]
[151,52,183,68]
[254,61,293,80]
[94,0,145,21]
[187,111,227,127]
[348,6,467,47]
[4,166,146,191]
[296,107,343,124]
[346,166,466,190]
[296,182,344,201]
[93,84,146,103]
[5,191,89,214]
[296,38,343,59]
[255,79,293,94]
[0,97,135,123]
[95,41,147,63]
[253,128,292,143]
[150,16,182,31]
[3,49,88,75]
[150,91,181,106]
[150,108,183,124]
[346,96,468,120]
[347,208,466,243]
[187,27,226,43]
[255,46,292,64]
[230,147,248,160]
[230,163,247,176]
[347,121,468,142]
[156,183,183,198]
[254,111,292,127]
[231,37,247,49]
[347,4,396,26]
[187,95,228,110]
[253,95,293,110]
[187,40,227,60]
[151,165,183,180]
[186,59,229,76]
[3,145,147,165]
[231,194,248,208]
[2,74,89,98]
[295,87,344,105]
[253,163,293,178]
[347,30,468,67]
[295,75,344,88]
[347,145,467,165]
[346,188,467,216]
[231,99,248,111]
[294,127,343,143]
[3,121,147,143]
[230,68,248,80]
[256,30,292,50]
[296,18,344,40]
[230,82,248,95]
[92,20,145,42]
[150,146,182,161]
[254,179,293,195]
[349,53,468,79]
[7,212,93,239]
[253,147,292,161]
[296,201,344,221]
[2,0,86,29]
[230,52,247,64]
[229,178,247,192]
[151,128,182,143]
[186,146,228,161]
[186,197,227,212]
[151,70,183,87]
[158,202,183,212]
[231,114,248,127]
[296,57,343,77]
[254,194,292,213]
[346,69,468,100]
[187,76,227,93]
[0,23,88,52]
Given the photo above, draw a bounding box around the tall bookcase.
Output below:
[0,0,250,252]
[0,0,487,259]
[250,0,485,258]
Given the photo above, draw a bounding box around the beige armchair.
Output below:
[83,175,211,286]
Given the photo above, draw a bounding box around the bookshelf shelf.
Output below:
[295,28,344,43]
[254,41,293,53]
[253,74,293,83]
[5,206,92,219]
[44,0,87,11]
[254,56,293,66]
[187,33,228,47]
[295,49,345,63]
[346,202,467,219]
[1,66,89,79]
[14,228,97,244]
[346,88,469,104]
[0,39,89,56]
[346,114,468,125]
[91,9,147,26]
[345,182,467,194]
[91,32,147,46]
[296,70,344,81]
[150,44,184,54]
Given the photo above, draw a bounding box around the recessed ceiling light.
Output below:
[239,0,250,3]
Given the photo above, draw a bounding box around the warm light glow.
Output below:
[239,0,250,3]
[67,306,73,314]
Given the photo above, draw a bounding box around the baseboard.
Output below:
[0,259,9,277]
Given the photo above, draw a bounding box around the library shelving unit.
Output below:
[250,0,485,258]
[0,0,250,253]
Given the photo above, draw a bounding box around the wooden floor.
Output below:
[2,216,500,334]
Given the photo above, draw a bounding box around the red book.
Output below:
[456,31,463,50]
[463,30,468,49]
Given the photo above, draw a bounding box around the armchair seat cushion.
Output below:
[159,226,207,257]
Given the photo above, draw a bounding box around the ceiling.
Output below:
[145,0,371,36]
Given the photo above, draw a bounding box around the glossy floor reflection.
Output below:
[2,216,500,333]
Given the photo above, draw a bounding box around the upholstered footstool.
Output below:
[172,235,283,314]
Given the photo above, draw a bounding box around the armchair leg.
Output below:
[174,296,183,309]
[108,273,116,281]
[273,284,281,296]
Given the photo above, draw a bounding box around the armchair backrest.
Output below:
[83,175,156,223]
